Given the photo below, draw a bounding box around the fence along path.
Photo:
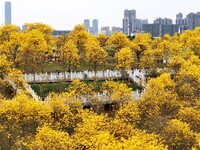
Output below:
[24,69,146,85]
[4,69,146,101]
[23,69,146,101]
[4,77,41,101]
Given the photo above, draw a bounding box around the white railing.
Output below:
[23,82,40,101]
[4,69,146,102]
[24,69,146,85]
[4,76,40,101]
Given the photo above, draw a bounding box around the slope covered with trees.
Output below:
[0,23,200,149]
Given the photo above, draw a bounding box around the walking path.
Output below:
[5,69,146,102]
[24,69,146,86]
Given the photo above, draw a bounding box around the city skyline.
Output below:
[5,1,11,24]
[0,0,200,30]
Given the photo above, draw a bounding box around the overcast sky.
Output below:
[0,0,200,30]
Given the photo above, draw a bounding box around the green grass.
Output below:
[31,80,141,97]
[31,82,70,97]
[42,62,64,73]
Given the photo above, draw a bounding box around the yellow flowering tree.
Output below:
[102,81,132,104]
[130,33,151,67]
[115,47,133,78]
[69,24,89,54]
[178,107,200,133]
[18,126,73,150]
[163,119,197,150]
[175,61,200,102]
[96,33,109,47]
[16,30,48,73]
[84,37,108,72]
[106,32,130,51]
[59,39,80,72]
[138,74,181,133]
[23,22,54,48]
[0,93,51,149]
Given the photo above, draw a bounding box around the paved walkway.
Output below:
[25,69,146,86]
[5,69,146,102]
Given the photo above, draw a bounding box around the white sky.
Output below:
[0,0,200,30]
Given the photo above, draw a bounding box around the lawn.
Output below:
[31,80,141,97]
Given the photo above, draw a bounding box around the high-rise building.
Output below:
[84,19,90,31]
[187,13,196,30]
[5,1,11,24]
[123,19,131,35]
[53,30,71,36]
[112,27,122,34]
[101,26,110,35]
[132,19,142,33]
[92,19,99,35]
[123,9,136,36]
[154,18,173,25]
[141,19,148,24]
[176,12,187,25]
[186,12,200,30]
[176,12,183,20]
[123,9,147,35]
[142,24,161,37]
[195,12,200,28]
[142,23,179,37]
[124,9,136,20]
[161,24,179,36]
[175,12,187,33]
[89,27,95,35]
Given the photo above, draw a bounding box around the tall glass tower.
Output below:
[5,1,11,24]
[92,19,98,35]
[84,19,90,32]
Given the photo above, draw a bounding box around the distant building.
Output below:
[101,26,110,35]
[112,26,122,34]
[123,9,147,35]
[142,23,179,37]
[176,12,183,20]
[141,19,148,24]
[123,18,131,35]
[89,27,95,35]
[22,25,26,31]
[161,24,179,36]
[176,12,187,26]
[176,12,187,33]
[5,1,11,24]
[195,12,200,28]
[53,30,70,36]
[123,9,136,36]
[142,24,161,37]
[143,17,177,36]
[92,19,99,35]
[154,18,173,25]
[83,19,99,35]
[132,19,142,33]
[84,19,90,31]
[186,12,200,30]
[124,9,136,20]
